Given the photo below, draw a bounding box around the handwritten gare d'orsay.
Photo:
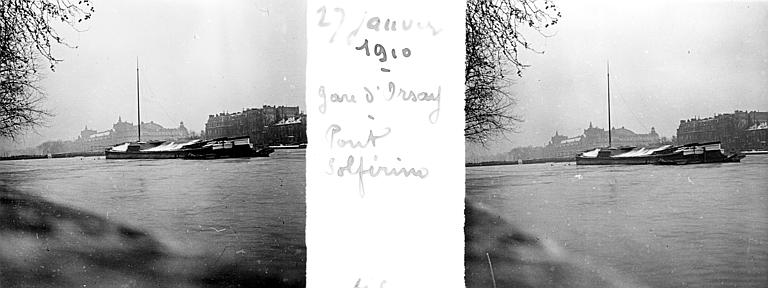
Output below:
[315,6,444,197]
[318,82,441,123]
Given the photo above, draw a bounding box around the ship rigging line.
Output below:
[614,91,651,134]
[606,61,651,135]
[139,67,181,127]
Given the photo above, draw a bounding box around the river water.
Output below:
[3,150,765,286]
[467,154,768,287]
[0,149,306,283]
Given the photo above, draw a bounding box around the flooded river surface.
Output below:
[3,150,766,286]
[467,154,768,287]
[0,149,306,283]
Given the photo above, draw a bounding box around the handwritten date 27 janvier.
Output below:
[316,6,443,45]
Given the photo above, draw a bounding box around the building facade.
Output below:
[676,110,768,152]
[745,122,768,151]
[76,117,189,152]
[543,122,660,158]
[267,115,307,145]
[205,105,306,145]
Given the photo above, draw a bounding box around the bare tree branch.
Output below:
[465,0,560,143]
[0,0,92,139]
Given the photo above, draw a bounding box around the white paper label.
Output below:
[306,0,465,287]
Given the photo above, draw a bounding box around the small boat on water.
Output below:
[575,62,742,166]
[106,140,195,159]
[184,137,274,159]
[577,141,743,165]
[576,145,667,165]
[654,142,744,165]
[105,60,273,160]
[576,61,646,165]
[106,136,274,160]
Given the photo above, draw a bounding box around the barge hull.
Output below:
[575,156,658,165]
[105,151,190,159]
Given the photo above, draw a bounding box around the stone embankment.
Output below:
[0,152,105,161]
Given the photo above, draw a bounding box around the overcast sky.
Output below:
[471,0,768,157]
[5,0,305,147]
[3,0,767,152]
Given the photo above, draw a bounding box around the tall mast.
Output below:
[607,61,611,147]
[136,58,141,142]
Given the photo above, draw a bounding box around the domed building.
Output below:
[543,122,660,158]
[75,117,189,152]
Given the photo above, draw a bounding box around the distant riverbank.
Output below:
[0,151,104,161]
[466,157,575,167]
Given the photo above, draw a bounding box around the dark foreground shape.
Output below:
[0,188,302,288]
[465,202,647,288]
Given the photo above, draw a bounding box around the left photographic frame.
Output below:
[0,1,307,287]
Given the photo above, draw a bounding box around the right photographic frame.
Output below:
[465,0,768,287]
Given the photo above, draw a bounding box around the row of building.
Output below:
[74,105,306,152]
[69,107,768,156]
[204,105,306,145]
[676,110,768,153]
[516,110,767,160]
